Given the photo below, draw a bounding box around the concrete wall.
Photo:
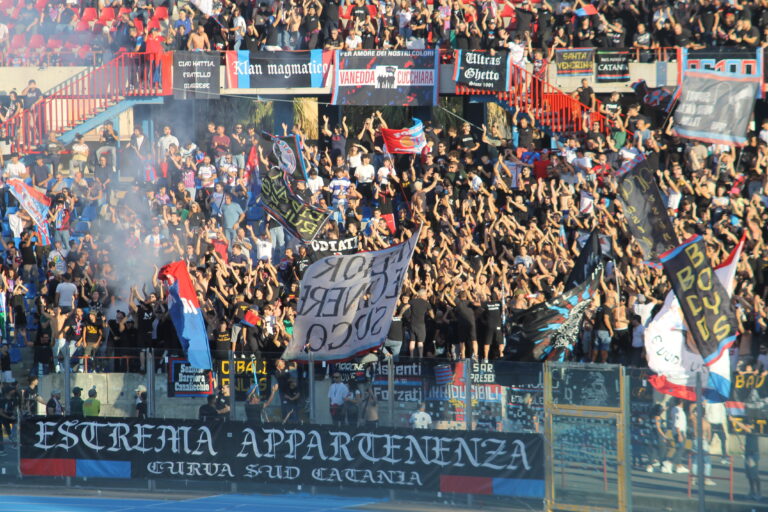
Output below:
[0,67,88,94]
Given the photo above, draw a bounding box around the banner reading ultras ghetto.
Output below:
[20,417,544,497]
[332,50,439,106]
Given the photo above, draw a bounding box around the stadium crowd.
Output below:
[0,81,763,375]
[2,0,768,66]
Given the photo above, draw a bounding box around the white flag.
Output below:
[190,0,214,16]
[283,226,421,361]
[645,236,743,402]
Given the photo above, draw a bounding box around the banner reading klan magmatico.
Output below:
[283,226,421,362]
[332,50,438,106]
[224,50,332,89]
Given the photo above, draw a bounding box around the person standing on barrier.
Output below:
[343,381,362,426]
[45,389,64,417]
[646,403,666,473]
[362,384,379,429]
[328,372,348,426]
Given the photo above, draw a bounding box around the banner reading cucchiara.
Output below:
[332,50,439,106]
[20,418,544,497]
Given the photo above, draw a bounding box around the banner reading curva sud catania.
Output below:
[332,50,439,106]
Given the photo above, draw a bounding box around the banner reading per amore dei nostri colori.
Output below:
[21,417,545,498]
[332,50,439,106]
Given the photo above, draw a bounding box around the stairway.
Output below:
[0,52,172,153]
[456,59,622,139]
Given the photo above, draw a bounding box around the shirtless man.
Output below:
[188,25,210,50]
[42,303,71,373]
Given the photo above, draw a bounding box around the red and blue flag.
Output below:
[7,178,51,246]
[159,261,212,370]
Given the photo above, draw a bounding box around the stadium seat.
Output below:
[98,7,115,24]
[117,7,131,17]
[77,45,92,60]
[340,5,352,19]
[81,7,97,22]
[153,6,168,19]
[9,33,25,51]
[147,18,161,31]
[75,19,90,31]
[34,0,47,12]
[133,18,144,33]
[46,38,63,50]
[28,33,45,50]
[366,5,378,17]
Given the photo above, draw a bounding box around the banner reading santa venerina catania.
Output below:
[332,50,438,106]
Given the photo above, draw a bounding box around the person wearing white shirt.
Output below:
[759,120,768,145]
[508,35,527,68]
[704,401,728,463]
[344,29,362,50]
[255,232,273,262]
[328,372,349,426]
[377,157,395,184]
[307,169,324,196]
[631,293,656,326]
[4,154,27,179]
[662,399,690,474]
[409,402,432,429]
[156,125,179,160]
[629,315,645,367]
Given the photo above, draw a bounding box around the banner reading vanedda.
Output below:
[283,227,421,362]
[453,50,511,91]
[595,49,630,82]
[616,156,678,259]
[332,50,438,106]
[225,50,332,89]
[261,169,329,241]
[20,418,544,497]
[673,70,759,146]
[555,49,594,76]
[173,51,220,99]
[659,235,738,368]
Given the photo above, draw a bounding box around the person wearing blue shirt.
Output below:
[220,194,245,243]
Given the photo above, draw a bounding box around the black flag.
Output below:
[513,266,603,362]
[565,230,602,290]
[659,235,738,368]
[616,156,678,259]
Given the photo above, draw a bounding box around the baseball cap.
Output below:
[72,386,83,393]
[51,389,61,396]
[135,384,147,393]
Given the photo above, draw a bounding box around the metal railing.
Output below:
[0,51,172,153]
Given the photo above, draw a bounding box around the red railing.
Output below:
[1,52,172,153]
[456,59,623,138]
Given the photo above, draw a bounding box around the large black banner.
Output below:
[595,49,630,82]
[660,235,738,368]
[727,367,768,436]
[226,50,331,89]
[564,230,602,290]
[616,156,678,260]
[332,50,438,106]
[262,133,307,181]
[674,70,758,146]
[20,418,544,496]
[453,50,510,91]
[173,51,220,99]
[261,169,328,241]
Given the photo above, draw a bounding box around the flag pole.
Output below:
[695,371,706,512]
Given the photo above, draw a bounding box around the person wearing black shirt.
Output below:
[385,299,408,359]
[574,79,596,111]
[212,318,233,364]
[514,1,535,37]
[480,298,503,362]
[453,21,470,49]
[215,383,231,417]
[198,394,220,421]
[136,391,147,418]
[245,382,278,424]
[70,387,84,417]
[82,311,103,372]
[405,289,431,358]
[130,288,157,373]
[453,292,478,360]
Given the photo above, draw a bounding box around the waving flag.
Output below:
[158,261,212,370]
[382,119,427,154]
[7,178,51,246]
[575,4,598,16]
[513,265,603,362]
[646,235,744,402]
